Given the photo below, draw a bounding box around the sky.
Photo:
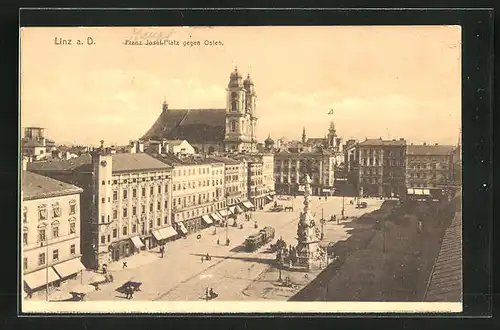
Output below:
[20,26,461,146]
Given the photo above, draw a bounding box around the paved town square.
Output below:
[42,196,383,302]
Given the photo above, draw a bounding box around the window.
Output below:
[157,218,160,226]
[70,244,76,255]
[23,232,28,245]
[141,205,146,214]
[158,186,161,194]
[231,100,237,112]
[142,188,146,197]
[123,190,128,200]
[53,249,59,261]
[113,180,118,184]
[132,206,137,216]
[38,253,46,266]
[113,229,117,238]
[113,209,117,219]
[101,197,105,204]
[123,226,128,236]
[132,188,137,198]
[23,207,28,223]
[69,200,76,215]
[38,228,46,242]
[113,191,118,201]
[101,215,105,223]
[38,205,47,221]
[150,187,154,196]
[164,216,168,225]
[23,257,28,271]
[157,202,161,211]
[52,225,59,238]
[164,200,168,209]
[108,235,110,242]
[123,207,128,217]
[69,222,76,234]
[100,236,105,244]
[102,180,105,185]
[132,224,137,233]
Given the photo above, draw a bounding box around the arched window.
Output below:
[68,217,76,234]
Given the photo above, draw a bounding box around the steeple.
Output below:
[302,127,306,143]
[162,98,168,113]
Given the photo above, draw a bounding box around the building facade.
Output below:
[27,147,175,270]
[355,138,407,198]
[22,170,85,295]
[406,144,454,191]
[274,150,335,196]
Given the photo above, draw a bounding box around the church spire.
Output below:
[302,127,306,143]
[162,97,168,113]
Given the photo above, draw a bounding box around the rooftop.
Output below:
[22,171,83,200]
[358,138,406,146]
[27,154,93,172]
[142,109,226,143]
[407,144,455,156]
[21,138,44,148]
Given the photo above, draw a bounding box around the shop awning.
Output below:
[228,206,236,213]
[52,258,85,279]
[159,226,178,239]
[242,201,254,209]
[131,236,145,249]
[218,209,230,217]
[322,189,331,193]
[177,223,188,235]
[210,213,222,222]
[235,205,243,213]
[152,230,163,241]
[266,195,273,201]
[202,215,213,225]
[24,267,61,290]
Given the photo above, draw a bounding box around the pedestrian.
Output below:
[217,238,220,245]
[205,287,209,301]
[122,261,128,269]
[201,256,204,263]
[206,253,210,261]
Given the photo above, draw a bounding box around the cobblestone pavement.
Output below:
[34,196,383,302]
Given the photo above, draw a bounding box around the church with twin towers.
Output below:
[142,67,258,154]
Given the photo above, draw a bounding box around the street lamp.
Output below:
[341,194,345,219]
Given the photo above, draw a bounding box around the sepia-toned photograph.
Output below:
[20,25,462,313]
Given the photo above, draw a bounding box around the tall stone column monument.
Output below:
[295,174,328,271]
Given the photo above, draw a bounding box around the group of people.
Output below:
[276,241,298,268]
[205,287,218,300]
[201,253,212,263]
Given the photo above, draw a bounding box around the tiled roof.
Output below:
[142,109,226,143]
[22,171,83,200]
[358,138,406,146]
[163,139,185,146]
[27,154,93,172]
[110,153,172,172]
[424,211,462,302]
[208,156,241,165]
[306,138,326,145]
[407,145,455,156]
[28,153,172,173]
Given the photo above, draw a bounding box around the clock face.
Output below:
[100,160,107,167]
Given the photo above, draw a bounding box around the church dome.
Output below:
[228,67,243,88]
[243,74,254,86]
[265,134,274,145]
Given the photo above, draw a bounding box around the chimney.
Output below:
[423,142,427,146]
[162,100,168,113]
[435,143,438,146]
[138,140,144,153]
[157,144,162,154]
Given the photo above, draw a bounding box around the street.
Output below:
[62,196,383,301]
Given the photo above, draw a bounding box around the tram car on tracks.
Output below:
[244,226,276,252]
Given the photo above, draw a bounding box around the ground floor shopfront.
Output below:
[23,256,86,296]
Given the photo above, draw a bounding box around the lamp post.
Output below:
[341,194,345,219]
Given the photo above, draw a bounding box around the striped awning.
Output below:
[242,201,254,209]
[210,213,222,222]
[218,209,230,217]
[177,223,188,234]
[152,230,163,241]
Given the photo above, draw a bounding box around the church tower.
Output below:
[244,73,257,152]
[327,120,336,149]
[224,67,255,152]
[302,127,306,144]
